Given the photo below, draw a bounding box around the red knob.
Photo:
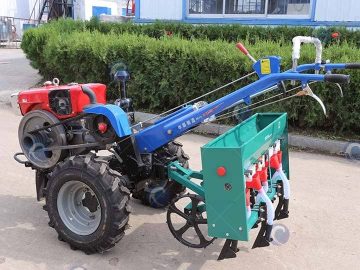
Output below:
[98,122,108,134]
[236,42,249,55]
[217,166,226,177]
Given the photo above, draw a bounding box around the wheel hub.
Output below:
[82,190,99,213]
[57,181,101,235]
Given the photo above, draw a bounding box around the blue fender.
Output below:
[84,104,132,137]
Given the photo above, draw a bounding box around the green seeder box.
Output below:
[201,113,289,241]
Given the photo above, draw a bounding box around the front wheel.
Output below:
[46,155,131,254]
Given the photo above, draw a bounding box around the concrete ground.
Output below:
[0,48,359,269]
[0,107,359,270]
[0,49,41,104]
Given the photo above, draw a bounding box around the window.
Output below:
[188,0,311,17]
[225,0,265,15]
[268,0,310,15]
[189,0,223,14]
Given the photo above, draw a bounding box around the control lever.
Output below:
[236,42,256,63]
[335,83,344,98]
[296,84,327,116]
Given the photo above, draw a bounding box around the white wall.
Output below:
[315,0,360,22]
[140,0,183,20]
[0,0,38,19]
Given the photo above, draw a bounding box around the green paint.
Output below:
[168,113,289,242]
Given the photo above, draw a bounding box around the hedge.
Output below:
[23,18,360,49]
[21,27,360,136]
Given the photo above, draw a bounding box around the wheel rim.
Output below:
[57,181,101,235]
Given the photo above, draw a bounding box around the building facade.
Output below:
[135,0,360,27]
[0,0,130,21]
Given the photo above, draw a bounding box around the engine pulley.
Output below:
[18,110,67,169]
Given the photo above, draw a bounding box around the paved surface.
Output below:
[0,49,41,105]
[0,108,359,270]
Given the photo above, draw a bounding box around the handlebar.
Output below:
[324,74,350,84]
[82,85,97,104]
[345,63,360,69]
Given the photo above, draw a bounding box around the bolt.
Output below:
[212,224,216,227]
[260,208,265,213]
[167,129,172,135]
[239,227,243,231]
[226,233,229,237]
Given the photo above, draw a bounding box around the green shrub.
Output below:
[22,28,360,136]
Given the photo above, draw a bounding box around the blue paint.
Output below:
[253,56,281,78]
[324,63,346,72]
[154,106,193,125]
[84,104,131,138]
[182,0,187,20]
[311,0,317,21]
[92,6,111,17]
[134,71,328,153]
[135,0,140,19]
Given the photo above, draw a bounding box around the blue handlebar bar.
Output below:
[134,72,341,153]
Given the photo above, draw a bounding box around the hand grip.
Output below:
[236,42,249,55]
[82,85,97,104]
[345,63,360,69]
[324,74,350,84]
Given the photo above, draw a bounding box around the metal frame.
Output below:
[134,62,348,153]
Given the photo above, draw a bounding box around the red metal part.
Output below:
[18,83,107,119]
[246,172,262,191]
[98,122,108,134]
[270,155,280,171]
[260,167,268,183]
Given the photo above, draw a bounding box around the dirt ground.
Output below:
[0,107,359,270]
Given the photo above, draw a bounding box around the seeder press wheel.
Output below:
[167,194,215,248]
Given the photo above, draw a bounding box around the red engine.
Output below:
[18,83,107,118]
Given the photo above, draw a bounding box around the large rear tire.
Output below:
[46,155,131,254]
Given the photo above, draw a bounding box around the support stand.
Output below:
[217,240,239,260]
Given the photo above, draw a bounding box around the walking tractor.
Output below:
[14,37,360,259]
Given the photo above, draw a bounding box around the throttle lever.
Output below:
[296,84,327,116]
[335,83,344,98]
[236,42,256,63]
